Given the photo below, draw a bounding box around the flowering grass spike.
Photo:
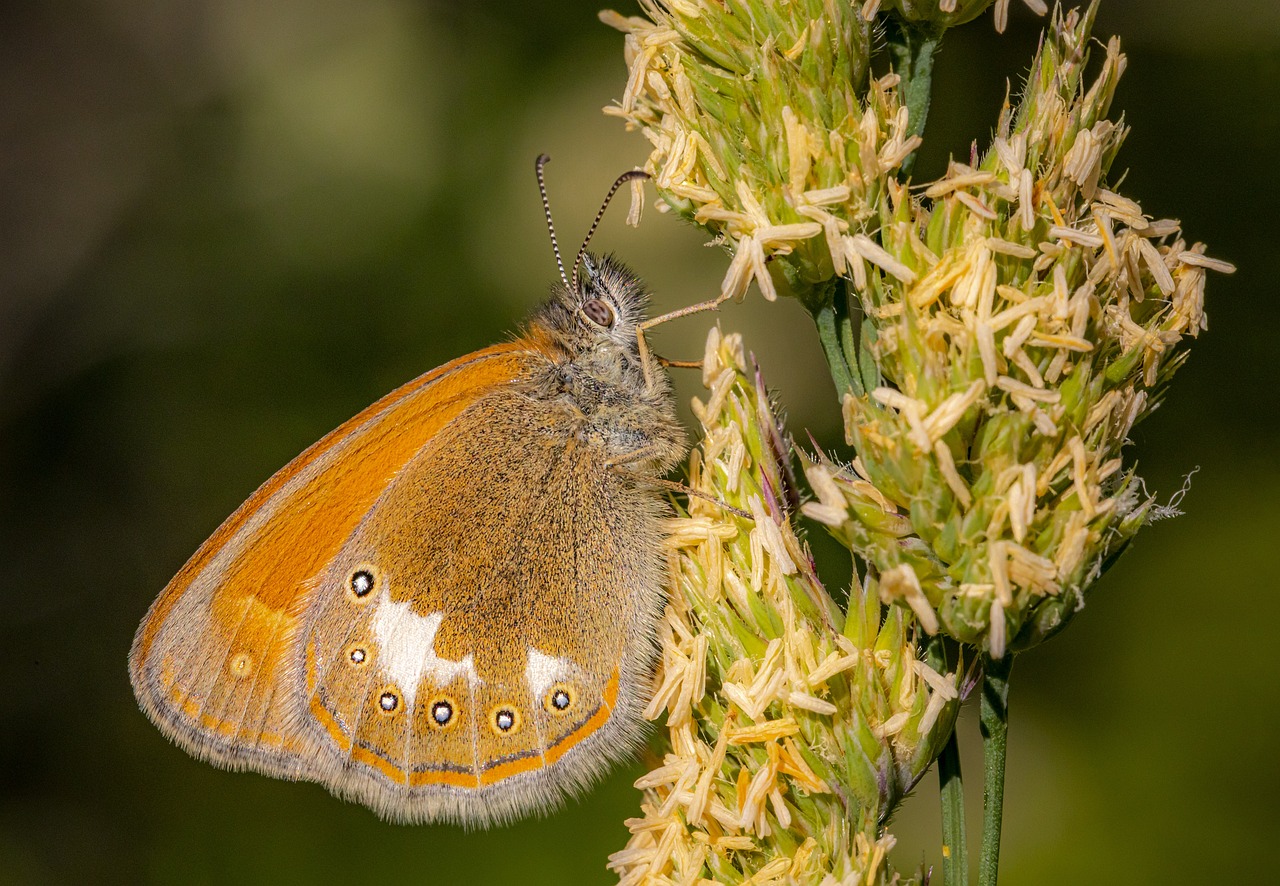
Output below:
[803,6,1234,658]
[603,1,1234,881]
[609,331,962,885]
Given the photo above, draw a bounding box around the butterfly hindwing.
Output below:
[301,386,667,824]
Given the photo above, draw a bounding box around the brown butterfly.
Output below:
[129,157,687,826]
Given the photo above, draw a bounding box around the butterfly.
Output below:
[129,157,688,826]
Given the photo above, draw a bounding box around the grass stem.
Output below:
[978,655,1013,886]
[939,729,969,886]
[884,18,941,176]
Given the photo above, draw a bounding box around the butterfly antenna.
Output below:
[536,154,570,289]
[569,169,650,293]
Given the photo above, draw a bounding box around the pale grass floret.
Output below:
[1176,250,1236,274]
[880,564,940,635]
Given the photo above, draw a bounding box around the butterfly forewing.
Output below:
[130,344,532,781]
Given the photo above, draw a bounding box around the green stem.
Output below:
[939,729,969,886]
[811,280,862,400]
[884,18,942,176]
[978,655,1013,886]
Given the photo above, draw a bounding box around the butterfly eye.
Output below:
[489,705,522,735]
[582,297,615,328]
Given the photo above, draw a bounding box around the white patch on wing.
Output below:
[525,647,573,698]
[370,593,477,709]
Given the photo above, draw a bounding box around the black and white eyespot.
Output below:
[348,565,378,600]
[346,644,368,667]
[545,683,576,714]
[429,698,456,728]
[582,297,616,329]
[489,705,521,735]
[378,690,399,713]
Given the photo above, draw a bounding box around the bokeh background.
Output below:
[2,1,1277,883]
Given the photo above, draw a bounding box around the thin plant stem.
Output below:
[939,729,969,886]
[884,18,941,177]
[811,281,860,399]
[979,655,1013,886]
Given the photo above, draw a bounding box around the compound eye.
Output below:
[582,297,615,328]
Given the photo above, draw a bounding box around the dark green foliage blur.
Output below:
[1,2,1276,883]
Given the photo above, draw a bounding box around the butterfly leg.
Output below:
[642,476,752,520]
[605,444,752,521]
[635,289,737,389]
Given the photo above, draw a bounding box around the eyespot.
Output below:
[489,705,522,735]
[582,297,615,328]
[345,643,369,667]
[429,697,457,729]
[544,683,575,714]
[229,652,255,679]
[348,565,379,601]
[378,688,400,714]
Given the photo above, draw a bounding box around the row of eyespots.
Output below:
[372,688,456,726]
[369,687,580,735]
[347,646,577,721]
[372,688,511,735]
[369,688,460,729]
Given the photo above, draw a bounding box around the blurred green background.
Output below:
[2,1,1277,883]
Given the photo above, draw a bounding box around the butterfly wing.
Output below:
[301,384,667,824]
[131,339,668,825]
[129,342,535,780]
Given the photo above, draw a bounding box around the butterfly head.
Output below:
[533,251,652,373]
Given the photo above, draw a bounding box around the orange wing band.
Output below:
[533,670,620,770]
[306,662,621,789]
